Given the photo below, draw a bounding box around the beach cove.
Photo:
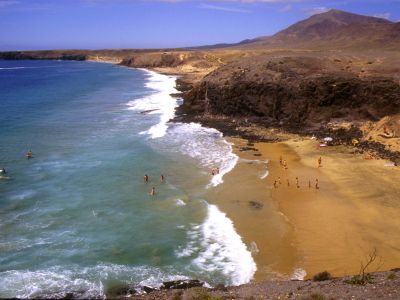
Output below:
[1,59,399,299]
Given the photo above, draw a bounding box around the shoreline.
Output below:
[207,135,400,283]
[110,63,400,283]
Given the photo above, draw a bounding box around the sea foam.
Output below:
[176,203,256,286]
[0,264,189,299]
[164,122,239,187]
[126,69,179,139]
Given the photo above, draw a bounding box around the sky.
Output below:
[0,0,399,51]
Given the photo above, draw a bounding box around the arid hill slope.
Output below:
[235,9,400,50]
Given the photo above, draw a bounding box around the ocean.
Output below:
[0,60,256,298]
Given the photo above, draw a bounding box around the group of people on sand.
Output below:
[273,156,321,190]
[211,167,220,176]
[273,177,319,189]
[144,174,165,196]
[1,150,34,181]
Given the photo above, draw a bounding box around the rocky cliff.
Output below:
[180,56,400,130]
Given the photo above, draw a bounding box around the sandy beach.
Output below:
[206,137,400,281]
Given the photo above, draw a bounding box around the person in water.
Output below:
[161,174,165,182]
[26,150,33,159]
[150,186,156,196]
[144,174,149,183]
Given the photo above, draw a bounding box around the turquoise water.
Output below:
[0,60,255,298]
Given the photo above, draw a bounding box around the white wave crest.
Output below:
[0,66,57,70]
[0,264,189,299]
[176,203,256,286]
[126,69,179,139]
[165,123,238,187]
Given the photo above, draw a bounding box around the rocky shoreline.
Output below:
[104,270,400,299]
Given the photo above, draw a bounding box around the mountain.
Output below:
[236,9,400,50]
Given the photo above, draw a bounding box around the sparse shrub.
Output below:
[346,248,380,285]
[346,273,373,285]
[387,272,396,280]
[313,271,332,281]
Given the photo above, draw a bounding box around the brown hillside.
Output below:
[237,9,400,50]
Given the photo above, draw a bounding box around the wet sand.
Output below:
[206,137,400,281]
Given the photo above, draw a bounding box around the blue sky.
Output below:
[0,0,399,50]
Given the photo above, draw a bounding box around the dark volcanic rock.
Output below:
[161,279,204,290]
[181,57,400,130]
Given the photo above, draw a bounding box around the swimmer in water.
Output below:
[160,174,165,182]
[26,150,33,159]
[150,186,156,196]
[144,174,149,183]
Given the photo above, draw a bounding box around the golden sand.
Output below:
[206,137,400,280]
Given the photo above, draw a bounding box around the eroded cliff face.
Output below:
[180,56,400,130]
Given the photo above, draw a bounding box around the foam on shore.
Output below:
[176,203,256,286]
[126,69,179,139]
[163,122,239,187]
[0,264,189,299]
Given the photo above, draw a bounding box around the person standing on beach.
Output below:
[315,179,319,189]
[318,157,322,168]
[296,177,300,188]
[144,174,149,183]
[279,156,283,166]
[274,180,278,188]
[287,179,290,187]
